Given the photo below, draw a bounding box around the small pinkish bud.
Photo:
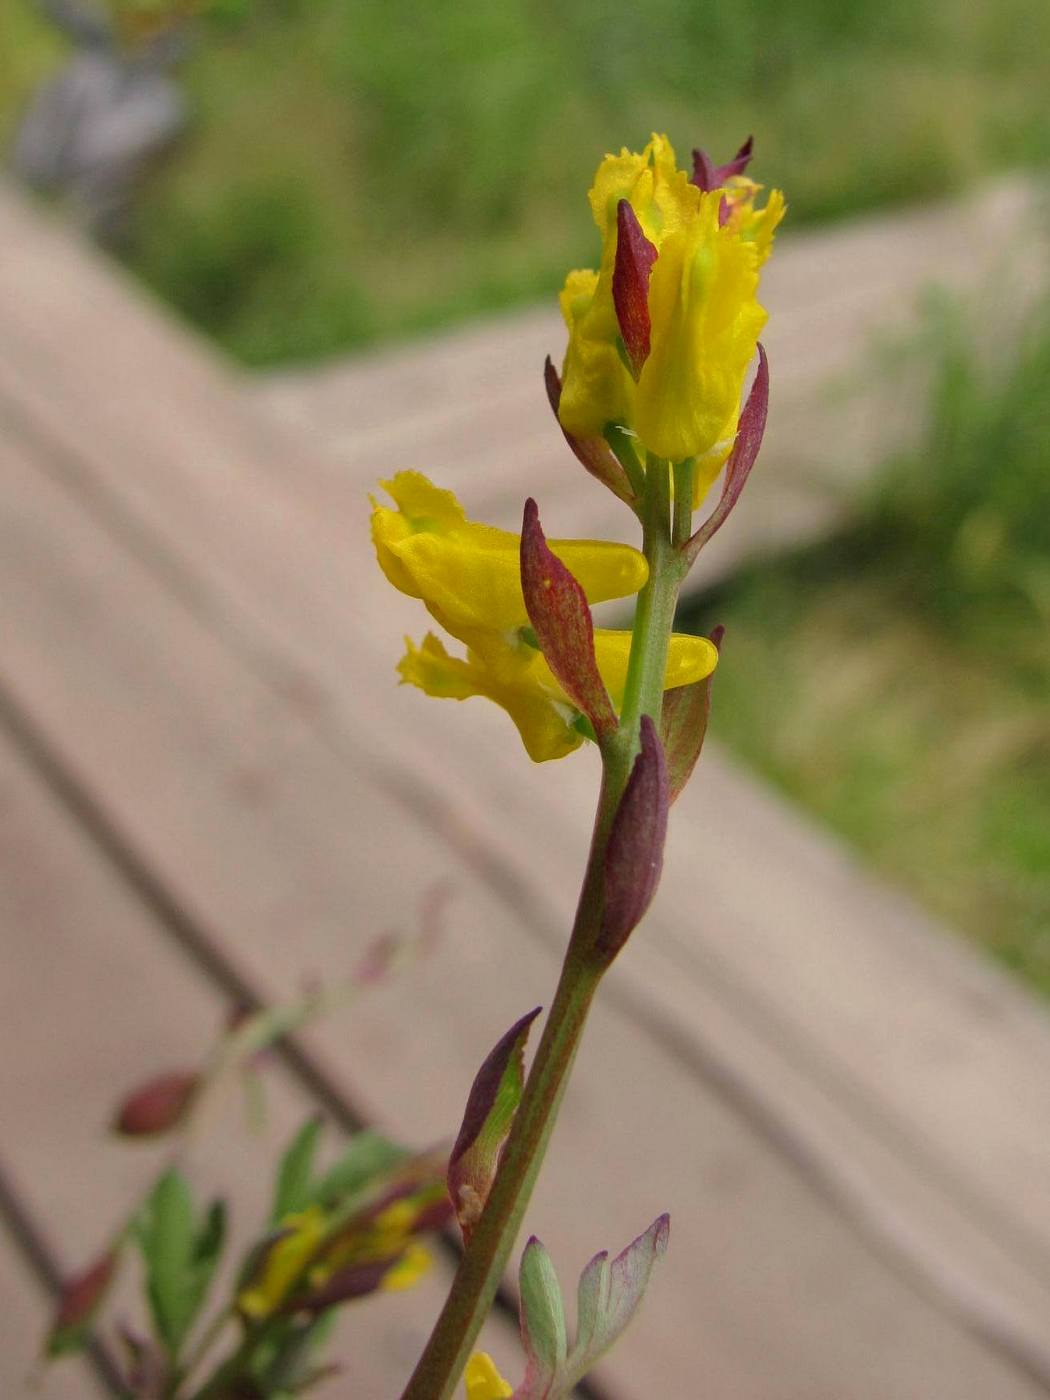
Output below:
[596,717,670,963]
[352,930,400,984]
[113,1070,198,1137]
[520,499,618,741]
[612,201,658,380]
[47,1250,119,1356]
[544,358,635,506]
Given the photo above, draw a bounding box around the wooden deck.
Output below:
[2,175,1050,1398]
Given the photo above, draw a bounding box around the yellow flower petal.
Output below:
[237,1207,328,1320]
[588,133,699,249]
[589,630,719,705]
[380,1243,431,1293]
[636,194,767,463]
[560,134,701,441]
[372,473,648,641]
[398,628,717,763]
[399,633,583,763]
[724,179,787,267]
[557,263,635,440]
[464,1353,513,1399]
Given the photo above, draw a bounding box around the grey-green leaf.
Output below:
[565,1214,669,1386]
[271,1117,324,1224]
[139,1171,227,1359]
[519,1235,567,1387]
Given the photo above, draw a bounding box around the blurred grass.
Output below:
[3,0,1050,364]
[684,301,1050,994]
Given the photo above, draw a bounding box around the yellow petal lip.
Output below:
[372,472,648,641]
[636,193,767,463]
[464,1352,513,1399]
[397,628,717,764]
[399,633,583,763]
[590,630,718,706]
[237,1207,327,1320]
[380,1243,431,1293]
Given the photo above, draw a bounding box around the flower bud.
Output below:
[113,1070,198,1137]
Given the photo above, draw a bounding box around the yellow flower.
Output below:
[380,1242,431,1292]
[464,1352,512,1399]
[558,133,783,473]
[635,191,767,466]
[371,472,648,642]
[399,628,718,763]
[237,1207,328,1320]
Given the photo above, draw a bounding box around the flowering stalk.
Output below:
[400,467,685,1400]
[383,134,782,1397]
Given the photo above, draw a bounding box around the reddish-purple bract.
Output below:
[520,499,618,740]
[685,344,769,565]
[596,717,670,962]
[691,135,754,191]
[47,1250,119,1356]
[448,1006,542,1241]
[612,201,658,380]
[543,357,635,505]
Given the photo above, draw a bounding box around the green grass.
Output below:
[683,301,1050,994]
[3,0,1050,365]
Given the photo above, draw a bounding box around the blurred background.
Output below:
[1,2,1050,1395]
[2,0,1049,359]
[3,0,1044,990]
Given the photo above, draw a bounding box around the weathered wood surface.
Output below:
[255,177,1044,582]
[0,684,523,1396]
[1,176,1049,1398]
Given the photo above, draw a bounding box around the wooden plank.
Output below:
[1,173,1049,1327]
[0,385,1047,1399]
[0,708,521,1398]
[254,177,1046,568]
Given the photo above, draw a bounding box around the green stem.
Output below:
[399,461,685,1400]
[618,455,685,749]
[672,458,694,550]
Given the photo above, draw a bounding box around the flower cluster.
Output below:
[379,135,782,1400]
[557,132,783,501]
[371,134,781,764]
[372,472,717,760]
[238,1153,450,1320]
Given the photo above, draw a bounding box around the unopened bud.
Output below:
[113,1070,198,1137]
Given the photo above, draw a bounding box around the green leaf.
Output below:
[138,1171,227,1360]
[193,1201,227,1289]
[507,1215,670,1398]
[271,1117,324,1224]
[308,1131,409,1211]
[519,1236,567,1387]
